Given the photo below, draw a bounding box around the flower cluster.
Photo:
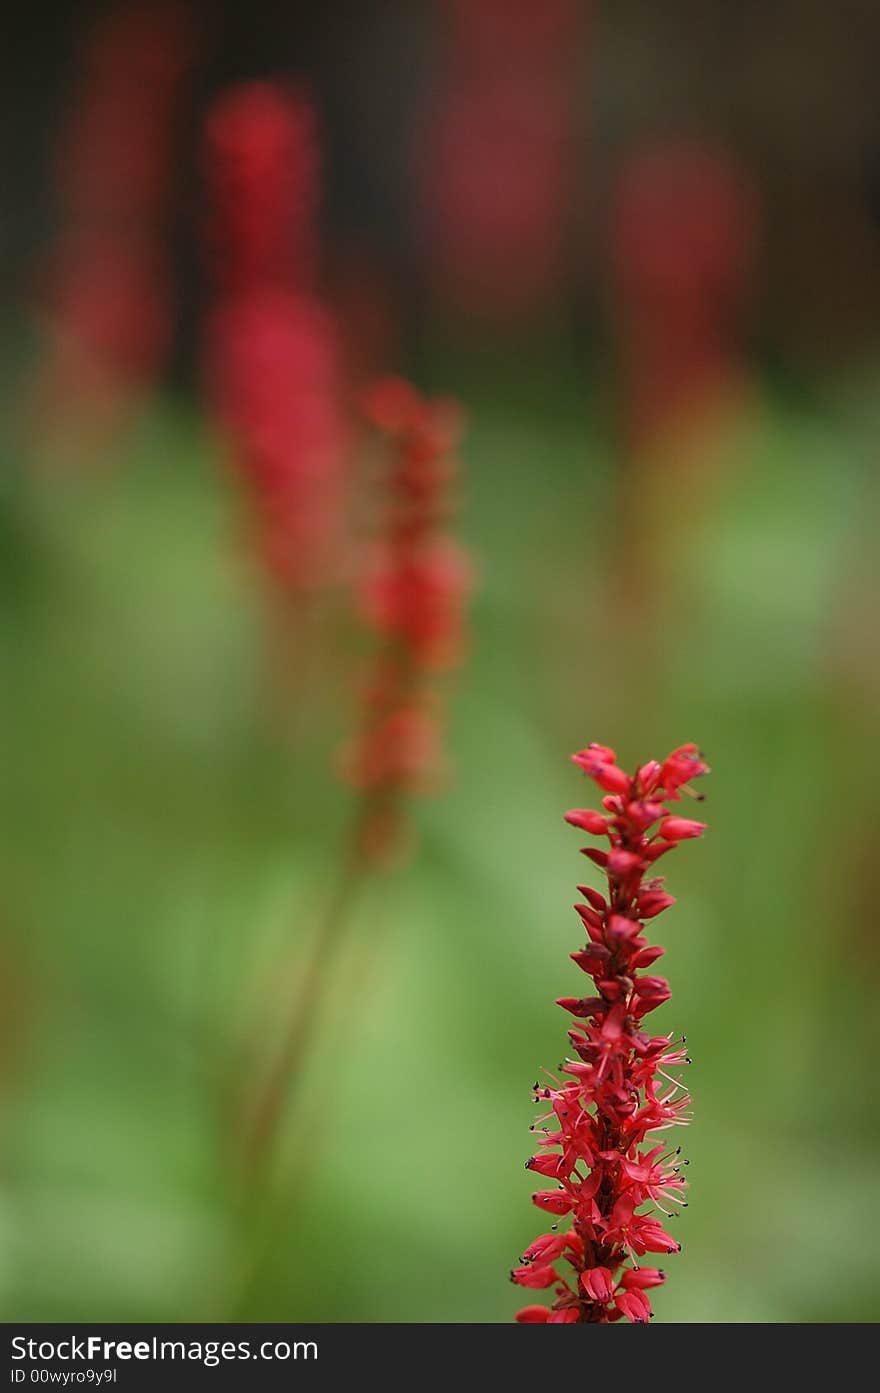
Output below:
[203,83,346,593]
[512,743,708,1324]
[343,377,472,856]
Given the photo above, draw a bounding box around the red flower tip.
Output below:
[556,996,603,1019]
[515,1305,551,1323]
[621,1267,666,1290]
[631,944,665,968]
[511,1263,559,1290]
[521,1233,571,1265]
[511,742,707,1322]
[564,808,609,835]
[531,1190,574,1216]
[525,1152,566,1179]
[659,816,707,841]
[659,745,710,798]
[577,886,607,912]
[638,890,676,918]
[571,752,632,795]
[635,760,662,792]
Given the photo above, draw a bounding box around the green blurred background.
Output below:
[2,0,880,1322]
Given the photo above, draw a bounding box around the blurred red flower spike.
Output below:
[361,375,422,433]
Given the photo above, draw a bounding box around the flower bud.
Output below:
[531,1190,573,1216]
[565,809,608,835]
[580,1266,615,1302]
[659,816,706,841]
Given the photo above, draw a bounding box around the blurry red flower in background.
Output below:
[512,743,708,1323]
[27,1,198,453]
[417,0,589,327]
[203,82,348,597]
[202,81,319,296]
[609,142,759,449]
[342,377,472,858]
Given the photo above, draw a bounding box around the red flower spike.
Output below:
[510,743,708,1322]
